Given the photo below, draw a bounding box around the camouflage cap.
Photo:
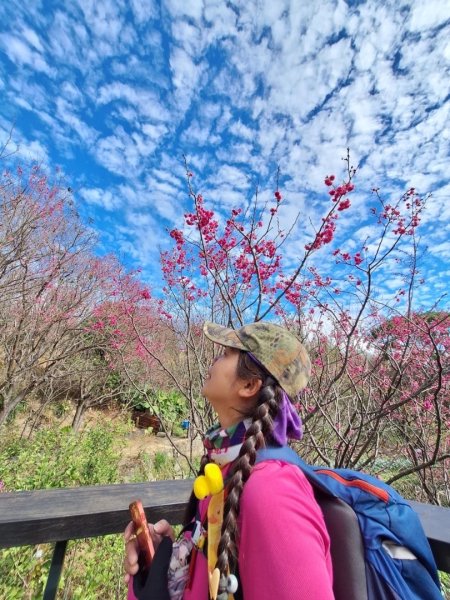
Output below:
[203,321,311,397]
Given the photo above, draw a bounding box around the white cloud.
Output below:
[55,98,99,147]
[80,187,120,210]
[47,10,90,70]
[94,130,148,176]
[181,119,220,146]
[119,182,182,223]
[0,0,449,305]
[408,0,450,31]
[171,20,204,58]
[214,165,251,190]
[141,122,168,139]
[60,81,84,104]
[17,139,49,165]
[76,0,128,44]
[165,0,204,21]
[130,0,158,23]
[115,210,164,266]
[97,82,170,121]
[229,120,255,141]
[21,26,45,53]
[215,142,254,165]
[206,185,249,210]
[0,34,55,76]
[429,240,450,259]
[169,46,207,112]
[150,168,185,189]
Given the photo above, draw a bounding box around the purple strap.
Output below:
[271,390,303,445]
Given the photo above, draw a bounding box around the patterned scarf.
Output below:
[203,419,252,465]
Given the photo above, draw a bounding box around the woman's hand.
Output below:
[123,519,175,584]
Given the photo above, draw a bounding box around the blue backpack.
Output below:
[256,446,443,600]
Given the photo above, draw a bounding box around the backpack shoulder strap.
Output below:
[256,446,368,600]
[256,446,337,497]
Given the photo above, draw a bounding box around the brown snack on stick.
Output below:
[129,500,155,570]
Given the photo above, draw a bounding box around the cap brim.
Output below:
[203,321,247,351]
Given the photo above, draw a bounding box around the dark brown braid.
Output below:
[183,350,285,582]
[215,351,283,578]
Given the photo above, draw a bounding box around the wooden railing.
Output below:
[0,480,449,599]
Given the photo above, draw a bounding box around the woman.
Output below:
[124,321,334,599]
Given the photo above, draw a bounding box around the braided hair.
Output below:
[183,350,286,580]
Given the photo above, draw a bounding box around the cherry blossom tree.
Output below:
[149,153,448,499]
[0,165,112,428]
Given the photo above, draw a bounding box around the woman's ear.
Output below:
[238,377,262,399]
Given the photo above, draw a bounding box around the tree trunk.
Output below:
[0,388,28,429]
[71,397,89,432]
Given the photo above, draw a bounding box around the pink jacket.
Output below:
[128,458,334,600]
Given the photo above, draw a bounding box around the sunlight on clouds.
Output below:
[48,10,90,68]
[165,0,203,21]
[0,34,55,76]
[17,140,49,165]
[0,0,449,286]
[76,0,127,43]
[115,210,166,265]
[21,26,45,53]
[118,182,182,224]
[95,128,158,177]
[129,0,158,24]
[97,82,170,122]
[80,187,120,211]
[408,0,450,30]
[169,46,206,112]
[55,98,99,147]
[214,165,252,191]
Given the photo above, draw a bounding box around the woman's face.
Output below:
[202,347,253,428]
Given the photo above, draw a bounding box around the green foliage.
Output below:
[129,386,153,411]
[129,386,188,434]
[154,389,188,424]
[4,399,27,424]
[0,416,191,599]
[0,421,131,598]
[439,571,450,599]
[0,544,51,599]
[58,536,127,599]
[127,449,184,482]
[51,399,72,419]
[0,421,130,491]
[3,412,446,599]
[105,370,122,390]
[0,536,127,600]
[153,450,169,474]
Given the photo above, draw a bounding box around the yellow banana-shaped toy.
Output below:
[193,463,224,499]
[193,463,225,600]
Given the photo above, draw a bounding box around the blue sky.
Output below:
[0,0,449,310]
